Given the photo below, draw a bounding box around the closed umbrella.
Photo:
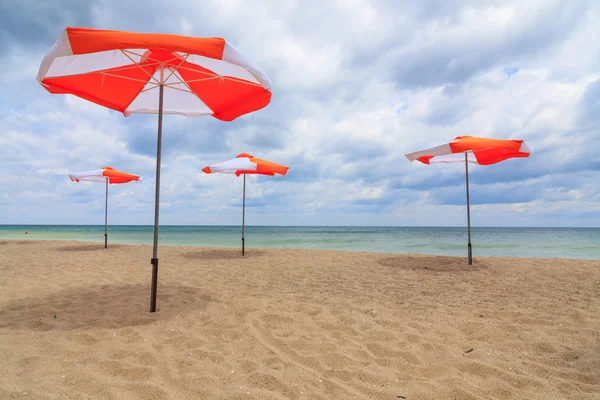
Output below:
[406,136,532,264]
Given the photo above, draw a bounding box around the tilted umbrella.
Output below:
[405,136,532,264]
[202,153,289,255]
[69,166,140,248]
[38,27,272,312]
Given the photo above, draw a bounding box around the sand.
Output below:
[0,240,598,399]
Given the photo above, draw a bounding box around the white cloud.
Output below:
[0,0,599,226]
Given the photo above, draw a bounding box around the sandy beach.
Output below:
[0,240,598,399]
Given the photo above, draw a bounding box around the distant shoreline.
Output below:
[0,239,596,262]
[2,226,599,260]
[2,224,599,228]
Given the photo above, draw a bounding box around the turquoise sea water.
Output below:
[1,225,599,260]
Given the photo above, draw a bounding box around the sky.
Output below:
[1,0,599,227]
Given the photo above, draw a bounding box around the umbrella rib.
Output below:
[122,49,181,65]
[121,49,146,58]
[174,76,221,84]
[100,63,158,73]
[221,76,263,87]
[146,57,263,88]
[99,72,153,84]
[164,85,194,94]
[141,85,159,93]
[168,72,205,100]
[162,81,187,87]
[176,66,262,86]
[120,50,160,84]
[163,53,190,84]
[121,50,188,85]
[167,74,262,87]
[174,65,218,75]
[100,63,160,76]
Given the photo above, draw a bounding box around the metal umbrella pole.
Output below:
[465,152,473,265]
[150,80,164,313]
[242,171,246,256]
[104,178,109,249]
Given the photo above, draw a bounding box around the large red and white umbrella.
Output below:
[38,27,273,312]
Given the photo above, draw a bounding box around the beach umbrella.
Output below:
[68,166,140,248]
[202,153,289,255]
[405,136,532,264]
[38,27,272,312]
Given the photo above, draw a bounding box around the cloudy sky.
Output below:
[1,0,599,227]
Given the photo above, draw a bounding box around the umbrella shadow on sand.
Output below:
[54,243,126,252]
[0,284,213,332]
[379,255,489,272]
[183,248,266,260]
[0,240,39,245]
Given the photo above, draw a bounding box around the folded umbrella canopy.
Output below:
[203,153,289,255]
[405,136,531,264]
[38,27,273,312]
[69,166,140,248]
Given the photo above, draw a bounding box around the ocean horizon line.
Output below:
[1,224,599,229]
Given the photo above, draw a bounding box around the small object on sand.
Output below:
[397,396,406,399]
[465,348,474,353]
[53,314,56,319]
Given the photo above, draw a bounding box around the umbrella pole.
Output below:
[242,171,246,256]
[150,83,164,313]
[465,152,472,265]
[104,178,108,249]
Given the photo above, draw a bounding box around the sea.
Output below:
[1,225,599,260]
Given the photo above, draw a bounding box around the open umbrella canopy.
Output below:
[69,166,141,184]
[37,27,272,120]
[203,153,288,255]
[405,136,532,265]
[68,166,140,249]
[202,153,289,176]
[39,27,273,312]
[405,136,531,165]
